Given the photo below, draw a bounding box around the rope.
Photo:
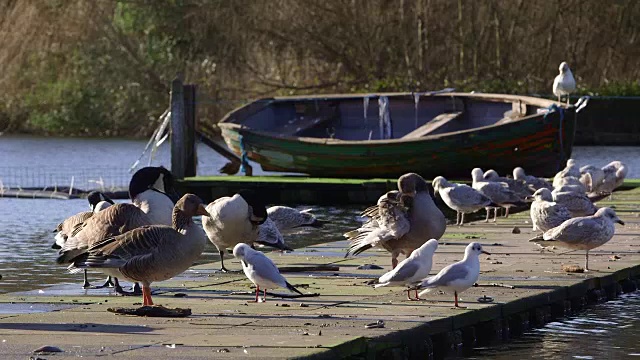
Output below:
[238,134,250,174]
[544,104,565,171]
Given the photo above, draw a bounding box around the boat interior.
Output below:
[230,94,541,141]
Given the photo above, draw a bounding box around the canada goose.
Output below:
[203,190,280,272]
[233,243,303,302]
[129,166,178,226]
[530,207,624,271]
[68,194,209,306]
[416,242,490,308]
[345,173,446,269]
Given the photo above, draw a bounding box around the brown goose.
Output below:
[68,194,209,306]
[345,173,446,268]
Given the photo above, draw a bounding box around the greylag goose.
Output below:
[345,173,446,268]
[415,242,490,308]
[68,194,209,306]
[553,62,576,105]
[374,239,438,300]
[527,188,572,233]
[203,190,290,272]
[266,206,326,232]
[233,243,303,302]
[530,207,624,271]
[432,176,495,226]
[471,168,523,221]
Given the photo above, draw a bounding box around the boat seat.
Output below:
[276,107,338,136]
[402,112,463,138]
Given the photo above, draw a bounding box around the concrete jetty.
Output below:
[1,188,640,359]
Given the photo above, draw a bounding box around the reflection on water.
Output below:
[0,197,362,294]
[466,292,640,359]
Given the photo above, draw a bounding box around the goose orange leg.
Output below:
[142,284,154,306]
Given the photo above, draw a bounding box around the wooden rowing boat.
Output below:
[217,92,583,179]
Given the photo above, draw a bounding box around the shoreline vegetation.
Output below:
[1,1,639,138]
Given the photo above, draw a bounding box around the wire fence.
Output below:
[0,166,133,192]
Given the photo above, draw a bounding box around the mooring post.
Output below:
[183,84,197,177]
[170,78,186,179]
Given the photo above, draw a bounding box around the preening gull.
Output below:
[599,161,628,195]
[256,218,293,252]
[233,243,303,302]
[374,239,438,300]
[345,173,446,268]
[553,62,576,105]
[579,165,605,193]
[471,168,522,221]
[527,188,572,232]
[415,242,490,308]
[552,188,598,217]
[267,206,327,232]
[432,176,495,225]
[513,167,553,192]
[553,159,581,189]
[530,207,624,271]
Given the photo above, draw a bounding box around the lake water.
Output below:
[0,135,639,358]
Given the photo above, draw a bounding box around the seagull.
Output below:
[415,242,490,308]
[345,173,446,268]
[553,159,582,189]
[513,167,553,192]
[579,165,605,193]
[471,168,523,221]
[553,62,576,105]
[256,218,292,252]
[552,188,598,217]
[266,206,327,233]
[432,176,495,226]
[529,207,624,271]
[527,188,572,233]
[374,239,438,300]
[599,161,628,196]
[233,243,303,302]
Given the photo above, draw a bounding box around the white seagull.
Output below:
[553,62,576,105]
[233,243,303,302]
[530,207,624,271]
[374,239,439,300]
[416,242,490,308]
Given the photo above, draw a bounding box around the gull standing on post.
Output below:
[415,242,490,308]
[374,239,439,300]
[233,243,303,302]
[530,207,624,271]
[553,62,576,105]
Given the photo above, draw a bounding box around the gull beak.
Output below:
[524,195,534,202]
[616,219,625,225]
[482,250,491,255]
[196,204,210,217]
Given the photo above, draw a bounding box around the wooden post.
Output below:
[170,78,186,179]
[183,84,197,177]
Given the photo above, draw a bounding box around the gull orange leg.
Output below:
[142,284,154,306]
[454,291,466,308]
[253,286,260,302]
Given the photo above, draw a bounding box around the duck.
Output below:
[202,190,290,272]
[345,173,446,269]
[266,206,327,232]
[68,194,209,306]
[373,239,438,300]
[415,242,490,308]
[471,168,523,221]
[552,62,576,105]
[233,243,303,303]
[432,176,495,226]
[530,207,624,271]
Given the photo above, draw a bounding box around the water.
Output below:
[466,292,640,359]
[0,135,639,355]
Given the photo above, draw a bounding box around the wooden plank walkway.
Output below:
[1,188,640,359]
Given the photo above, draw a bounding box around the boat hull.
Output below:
[218,94,577,179]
